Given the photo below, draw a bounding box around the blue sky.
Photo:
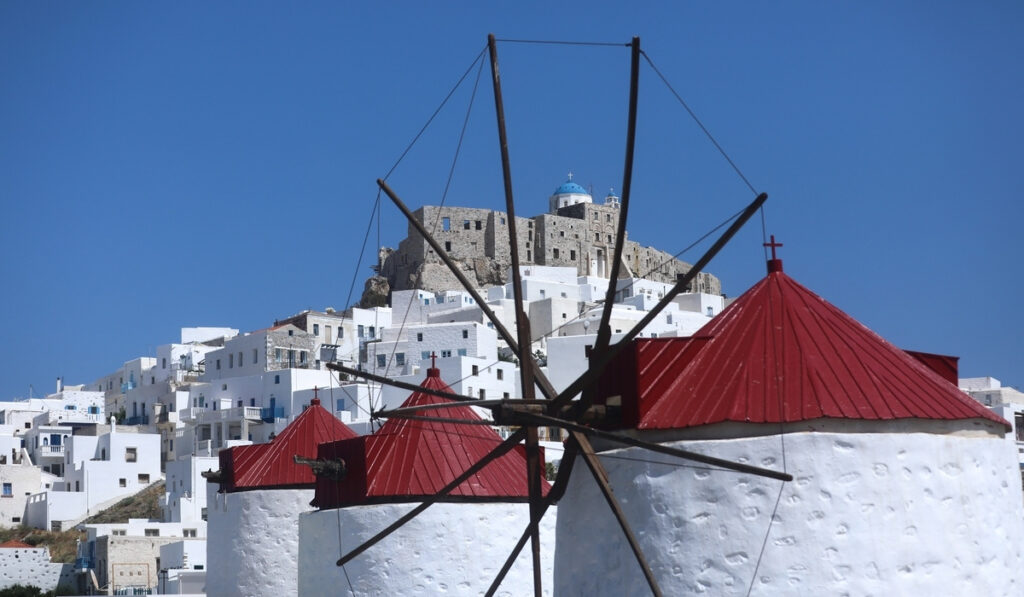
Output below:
[1,2,1021,399]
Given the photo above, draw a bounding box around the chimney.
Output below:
[56,377,63,393]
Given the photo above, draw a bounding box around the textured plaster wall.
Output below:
[0,547,73,592]
[554,431,1024,596]
[206,488,312,597]
[298,502,556,597]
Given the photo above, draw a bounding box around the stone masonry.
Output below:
[379,199,721,296]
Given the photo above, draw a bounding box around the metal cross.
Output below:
[764,235,783,260]
[430,352,438,368]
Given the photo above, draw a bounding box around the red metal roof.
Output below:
[219,395,358,492]
[313,368,549,508]
[595,261,1009,431]
[0,540,33,548]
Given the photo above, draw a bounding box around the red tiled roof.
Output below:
[0,540,33,548]
[313,368,549,508]
[219,396,358,492]
[595,262,1009,431]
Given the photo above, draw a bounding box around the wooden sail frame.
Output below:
[313,33,788,596]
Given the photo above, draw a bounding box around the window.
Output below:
[300,351,307,364]
[138,474,150,484]
[125,448,137,463]
[184,529,197,538]
[421,351,430,360]
[442,217,451,230]
[202,508,208,521]
[496,369,503,380]
[336,398,346,411]
[472,365,479,376]
[162,358,167,369]
[553,248,559,259]
[250,398,256,406]
[275,348,281,360]
[462,329,469,339]
[288,329,294,336]
[313,324,320,335]
[607,234,612,243]
[463,220,470,230]
[253,349,258,364]
[237,400,242,407]
[358,325,365,338]
[500,217,505,225]
[112,529,126,536]
[527,250,531,261]
[706,306,714,316]
[88,406,99,415]
[377,355,387,368]
[570,249,576,261]
[539,289,546,298]
[445,241,451,252]
[216,359,221,370]
[441,350,452,358]
[274,375,280,384]
[144,529,159,537]
[592,213,598,221]
[119,478,127,487]
[417,333,423,342]
[65,404,75,410]
[395,353,405,367]
[1016,413,1024,442]
[559,230,565,238]
[475,220,482,230]
[457,348,467,357]
[503,392,510,399]
[606,214,612,222]
[2,483,11,497]
[221,384,227,391]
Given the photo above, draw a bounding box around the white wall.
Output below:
[0,545,73,592]
[299,503,557,596]
[164,456,218,524]
[0,461,43,527]
[207,488,312,597]
[555,429,1024,596]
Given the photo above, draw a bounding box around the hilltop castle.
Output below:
[373,176,722,299]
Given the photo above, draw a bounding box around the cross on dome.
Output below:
[312,386,320,406]
[764,235,783,260]
[430,351,438,368]
[764,234,784,273]
[567,170,574,181]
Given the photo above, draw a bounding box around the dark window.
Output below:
[463,220,470,230]
[442,217,451,231]
[475,220,482,230]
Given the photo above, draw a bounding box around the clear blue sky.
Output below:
[2,2,1021,399]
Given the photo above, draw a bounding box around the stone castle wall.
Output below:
[380,203,721,295]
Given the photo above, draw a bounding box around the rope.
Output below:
[370,51,487,419]
[640,50,759,197]
[494,38,630,48]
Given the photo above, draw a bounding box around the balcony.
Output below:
[120,381,137,393]
[39,445,65,458]
[74,557,93,571]
[260,406,284,423]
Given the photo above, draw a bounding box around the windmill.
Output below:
[319,34,791,596]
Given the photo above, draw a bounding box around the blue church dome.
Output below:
[553,179,589,196]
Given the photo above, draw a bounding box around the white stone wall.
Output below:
[298,503,557,597]
[206,488,312,597]
[554,430,1024,596]
[0,546,73,592]
[0,463,41,527]
[164,456,218,524]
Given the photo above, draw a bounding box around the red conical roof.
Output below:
[597,265,1008,431]
[219,396,358,492]
[313,368,549,507]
